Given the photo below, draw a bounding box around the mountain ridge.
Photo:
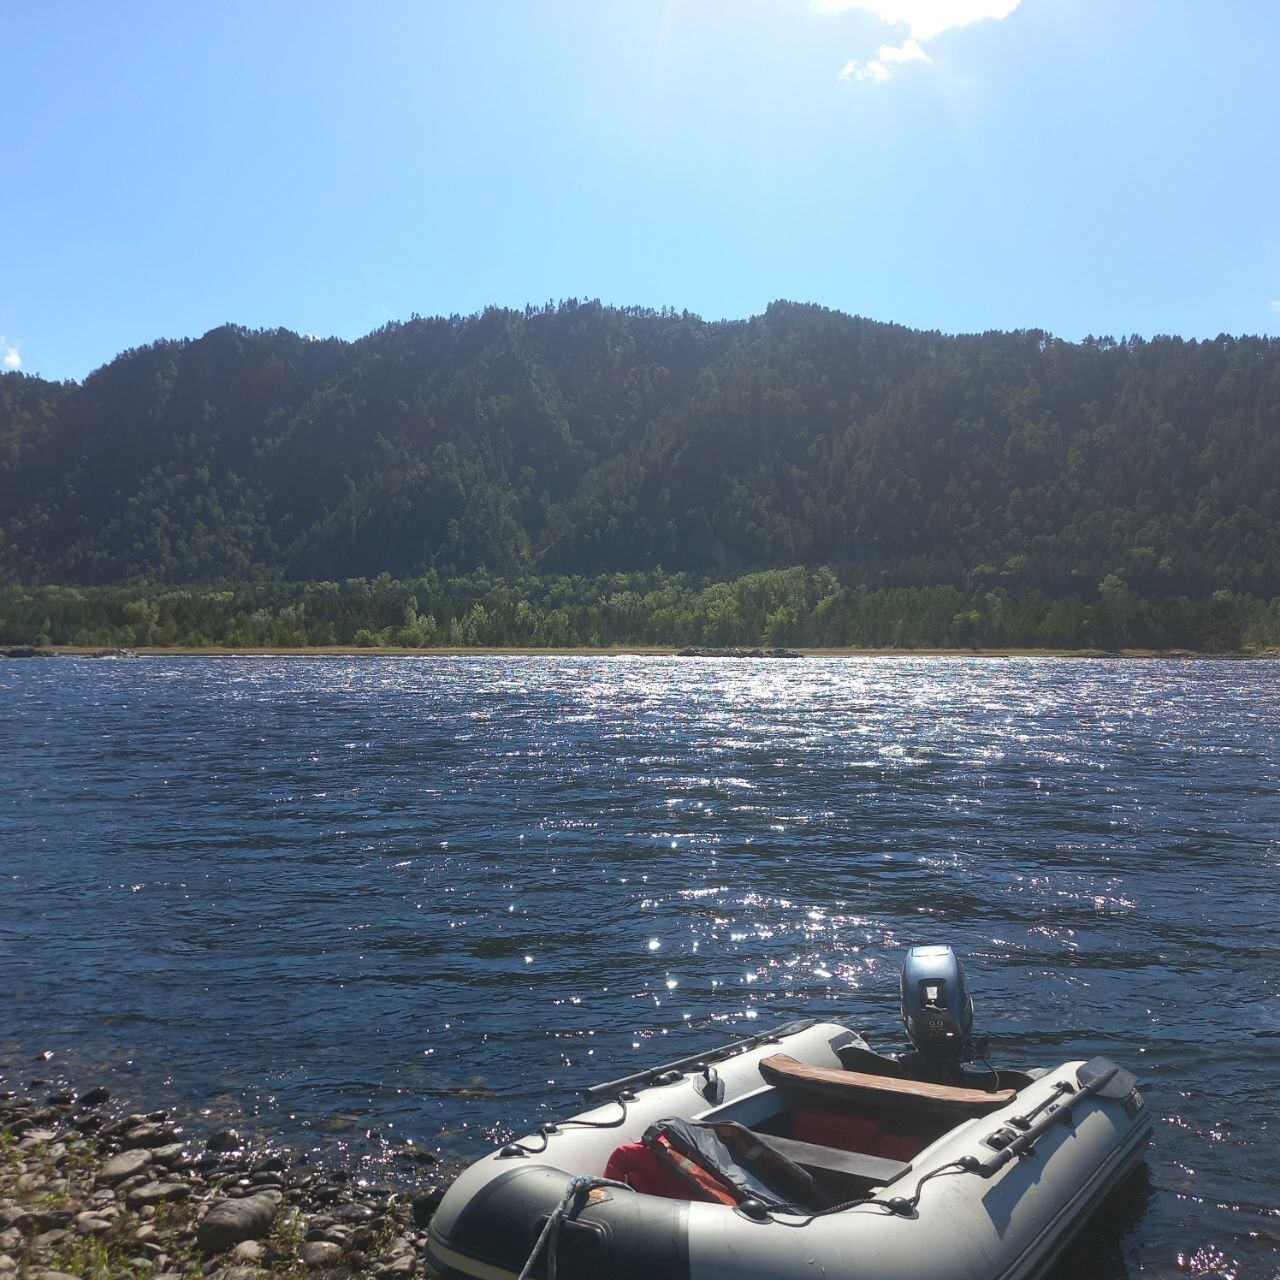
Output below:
[3,300,1278,595]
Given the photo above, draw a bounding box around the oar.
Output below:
[963,1057,1139,1179]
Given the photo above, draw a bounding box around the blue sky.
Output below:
[3,0,1279,382]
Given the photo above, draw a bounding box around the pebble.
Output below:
[127,1179,192,1208]
[299,1239,344,1268]
[72,1210,113,1234]
[333,1201,374,1222]
[378,1257,418,1277]
[98,1147,154,1185]
[122,1122,180,1149]
[197,1191,281,1254]
[411,1187,445,1227]
[206,1128,243,1153]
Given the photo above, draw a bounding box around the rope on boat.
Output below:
[508,1095,631,1156]
[516,1174,632,1280]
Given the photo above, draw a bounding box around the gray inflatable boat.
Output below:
[426,947,1151,1280]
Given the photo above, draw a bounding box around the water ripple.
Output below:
[0,655,1276,1276]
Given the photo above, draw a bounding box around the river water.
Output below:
[1,656,1276,1277]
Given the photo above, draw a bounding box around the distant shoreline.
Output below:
[7,644,1277,659]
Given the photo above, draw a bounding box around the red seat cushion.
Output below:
[789,1105,924,1161]
[790,1106,879,1151]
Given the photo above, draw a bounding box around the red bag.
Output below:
[603,1142,695,1200]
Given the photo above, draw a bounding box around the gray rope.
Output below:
[516,1175,631,1280]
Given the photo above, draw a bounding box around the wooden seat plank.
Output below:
[760,1054,1016,1115]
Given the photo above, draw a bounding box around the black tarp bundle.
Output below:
[641,1118,832,1210]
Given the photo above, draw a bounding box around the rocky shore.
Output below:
[0,1076,454,1279]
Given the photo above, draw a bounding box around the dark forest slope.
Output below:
[3,301,1278,595]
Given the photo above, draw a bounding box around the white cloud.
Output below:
[813,0,1022,41]
[840,36,930,82]
[1270,301,1280,314]
[0,338,19,370]
[817,0,1023,82]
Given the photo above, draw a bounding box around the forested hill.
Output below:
[2,301,1279,595]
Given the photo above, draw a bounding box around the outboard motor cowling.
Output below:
[900,945,975,1067]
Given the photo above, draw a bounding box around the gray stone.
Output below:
[98,1147,153,1185]
[121,1122,179,1149]
[127,1180,192,1208]
[410,1187,445,1228]
[333,1201,373,1222]
[377,1257,417,1278]
[32,1228,68,1247]
[104,1113,147,1136]
[23,1210,72,1231]
[206,1129,243,1153]
[197,1192,280,1255]
[230,1239,262,1262]
[0,1256,15,1274]
[299,1239,344,1268]
[396,1143,436,1165]
[72,1211,112,1235]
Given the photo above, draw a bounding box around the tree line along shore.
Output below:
[3,570,1279,654]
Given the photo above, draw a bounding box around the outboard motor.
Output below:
[900,945,975,1068]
